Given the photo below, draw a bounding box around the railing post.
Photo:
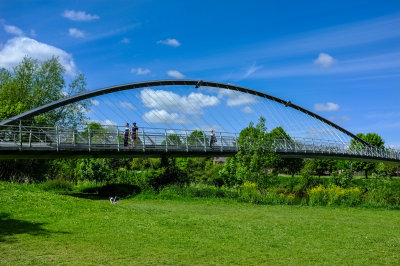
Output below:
[142,128,145,152]
[203,132,206,152]
[165,129,168,152]
[29,130,32,148]
[117,129,120,152]
[284,138,287,152]
[72,130,76,145]
[55,126,59,152]
[88,127,91,152]
[185,130,189,152]
[235,133,238,152]
[19,121,22,150]
[220,132,223,152]
[312,139,315,153]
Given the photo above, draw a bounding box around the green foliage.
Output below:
[41,179,74,192]
[374,162,400,179]
[308,185,363,206]
[0,57,88,182]
[162,133,183,146]
[0,56,87,126]
[304,159,337,177]
[187,130,205,146]
[74,158,115,184]
[350,133,385,178]
[331,170,353,188]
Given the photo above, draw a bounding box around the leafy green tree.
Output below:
[74,158,114,184]
[351,133,385,178]
[161,133,183,146]
[305,159,337,177]
[0,57,88,182]
[231,117,279,186]
[0,56,88,127]
[284,158,305,177]
[187,130,206,146]
[268,126,303,175]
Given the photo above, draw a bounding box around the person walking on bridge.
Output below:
[210,129,217,148]
[124,123,130,147]
[131,122,139,148]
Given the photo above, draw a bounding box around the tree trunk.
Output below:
[365,170,368,179]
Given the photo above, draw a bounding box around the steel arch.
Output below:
[0,79,371,146]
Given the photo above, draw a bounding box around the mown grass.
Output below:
[1,182,399,265]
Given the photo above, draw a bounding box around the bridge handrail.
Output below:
[1,124,399,161]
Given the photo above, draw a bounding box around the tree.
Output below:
[0,57,88,182]
[161,133,183,146]
[232,117,279,186]
[284,158,305,177]
[351,133,385,178]
[307,159,337,177]
[0,56,88,127]
[268,126,304,176]
[187,130,206,146]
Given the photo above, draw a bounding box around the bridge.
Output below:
[1,80,399,162]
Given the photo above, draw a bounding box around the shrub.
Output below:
[331,170,353,188]
[42,179,73,192]
[308,185,362,206]
[362,179,400,207]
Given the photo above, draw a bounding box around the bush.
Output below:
[331,170,353,188]
[42,179,73,192]
[361,179,400,207]
[308,185,362,206]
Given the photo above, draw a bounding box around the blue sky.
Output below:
[0,0,399,146]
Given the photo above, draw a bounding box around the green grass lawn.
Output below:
[1,182,399,265]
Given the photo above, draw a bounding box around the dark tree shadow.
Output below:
[64,184,141,201]
[0,213,49,242]
[64,193,105,200]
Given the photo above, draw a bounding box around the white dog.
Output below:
[109,196,119,204]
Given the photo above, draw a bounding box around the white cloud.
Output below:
[4,24,24,36]
[167,70,185,79]
[243,63,263,78]
[29,29,37,37]
[157,38,181,47]
[91,100,99,106]
[69,28,85,38]
[62,10,99,22]
[314,102,340,111]
[0,37,77,76]
[120,38,130,43]
[140,89,219,114]
[218,89,257,106]
[314,53,336,68]
[143,109,189,124]
[120,101,135,110]
[103,119,117,126]
[242,106,254,114]
[131,67,150,75]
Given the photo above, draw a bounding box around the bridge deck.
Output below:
[0,125,399,162]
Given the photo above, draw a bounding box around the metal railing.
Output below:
[0,124,399,161]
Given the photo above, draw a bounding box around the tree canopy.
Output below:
[0,56,88,127]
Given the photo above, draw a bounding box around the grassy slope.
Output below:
[1,183,399,265]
